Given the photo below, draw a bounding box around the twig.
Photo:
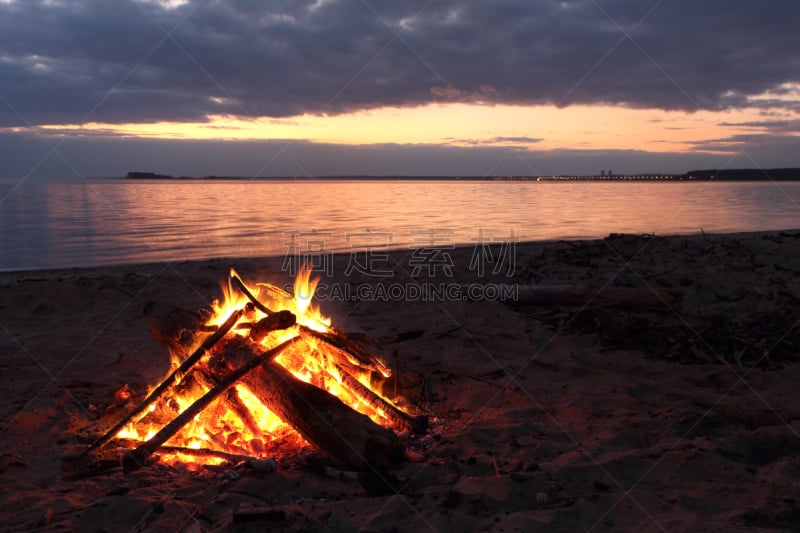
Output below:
[157,445,267,466]
[230,270,274,315]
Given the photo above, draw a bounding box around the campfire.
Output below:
[84,267,425,474]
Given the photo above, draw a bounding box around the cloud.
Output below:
[719,119,800,135]
[1,0,799,127]
[688,132,800,161]
[444,135,543,146]
[489,136,543,144]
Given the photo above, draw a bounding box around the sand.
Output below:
[1,230,799,532]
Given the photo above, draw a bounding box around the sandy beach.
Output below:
[1,229,799,532]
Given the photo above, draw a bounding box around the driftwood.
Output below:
[464,284,683,309]
[86,306,244,454]
[122,337,301,472]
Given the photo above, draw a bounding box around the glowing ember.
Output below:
[117,266,406,466]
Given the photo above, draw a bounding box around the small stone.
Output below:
[249,458,277,474]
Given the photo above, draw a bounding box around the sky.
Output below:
[1,0,799,178]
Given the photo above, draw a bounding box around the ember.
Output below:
[86,266,423,473]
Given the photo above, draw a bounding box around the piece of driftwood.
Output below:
[86,307,244,454]
[218,339,406,470]
[464,284,683,308]
[122,337,301,473]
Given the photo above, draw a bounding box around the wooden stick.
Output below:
[328,362,428,434]
[86,307,244,454]
[122,336,301,473]
[157,446,268,466]
[225,387,263,440]
[299,325,391,376]
[230,270,274,315]
[113,438,266,466]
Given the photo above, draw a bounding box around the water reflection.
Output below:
[1,180,798,271]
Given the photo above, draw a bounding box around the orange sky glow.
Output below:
[27,97,797,156]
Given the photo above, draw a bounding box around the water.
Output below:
[1,179,798,271]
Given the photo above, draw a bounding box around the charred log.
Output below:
[219,339,406,470]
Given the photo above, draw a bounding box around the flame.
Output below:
[116,266,406,467]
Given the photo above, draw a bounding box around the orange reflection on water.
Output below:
[1,180,799,270]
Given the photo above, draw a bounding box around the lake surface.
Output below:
[1,179,798,271]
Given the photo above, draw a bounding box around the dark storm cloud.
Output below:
[1,0,799,127]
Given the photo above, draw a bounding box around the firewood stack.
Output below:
[84,269,425,475]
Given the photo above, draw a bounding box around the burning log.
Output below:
[236,310,297,343]
[86,306,244,454]
[218,339,406,470]
[122,337,301,472]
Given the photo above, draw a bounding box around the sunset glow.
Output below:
[24,100,799,156]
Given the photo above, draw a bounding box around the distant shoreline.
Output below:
[124,168,800,182]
